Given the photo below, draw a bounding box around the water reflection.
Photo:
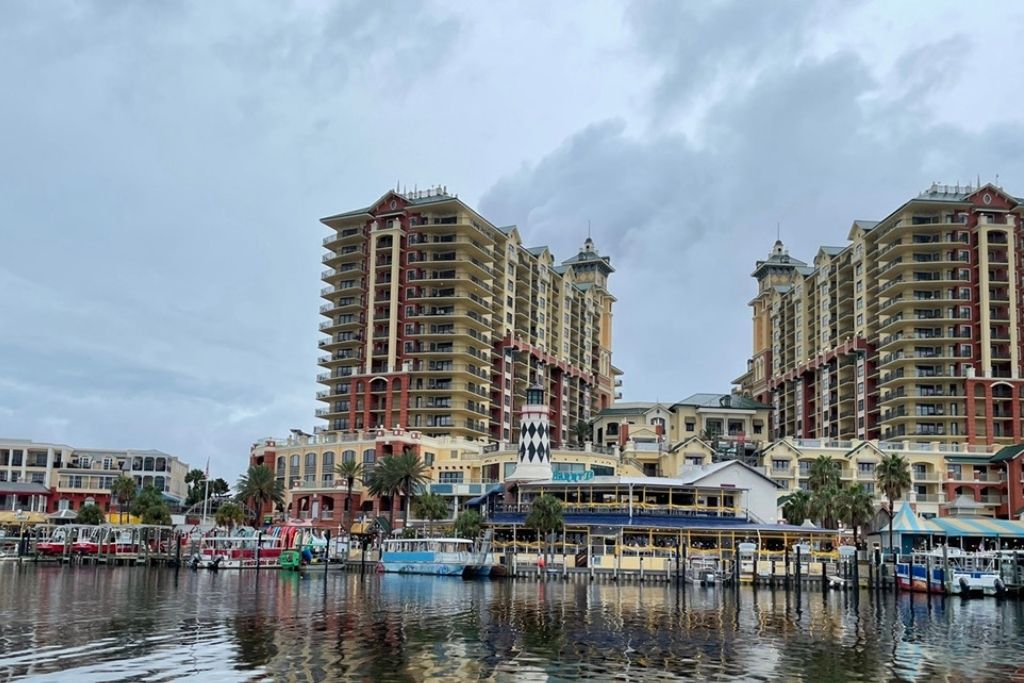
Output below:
[1,564,1023,681]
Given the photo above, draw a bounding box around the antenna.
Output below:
[587,219,591,239]
[776,221,781,241]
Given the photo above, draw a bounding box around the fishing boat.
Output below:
[377,537,488,576]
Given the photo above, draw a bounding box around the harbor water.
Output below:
[2,564,1024,681]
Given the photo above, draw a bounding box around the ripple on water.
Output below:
[1,565,1024,681]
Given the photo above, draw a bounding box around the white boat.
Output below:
[377,537,486,576]
[192,531,284,569]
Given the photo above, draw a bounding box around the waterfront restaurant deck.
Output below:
[485,474,838,576]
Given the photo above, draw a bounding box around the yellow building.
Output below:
[736,182,1024,448]
[249,426,637,530]
[759,436,1015,519]
[317,186,620,445]
[591,394,771,476]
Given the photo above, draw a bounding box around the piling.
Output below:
[794,546,801,588]
[324,531,331,588]
[255,531,262,572]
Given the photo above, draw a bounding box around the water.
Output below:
[1,565,1023,682]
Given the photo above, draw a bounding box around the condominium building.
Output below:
[735,182,1024,446]
[761,437,1024,520]
[0,438,190,518]
[316,186,620,445]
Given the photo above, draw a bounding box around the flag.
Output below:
[205,457,210,479]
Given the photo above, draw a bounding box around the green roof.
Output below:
[673,393,769,410]
[990,444,1024,463]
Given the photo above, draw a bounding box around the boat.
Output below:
[377,537,489,576]
[896,549,1006,596]
[191,527,287,569]
[686,556,727,585]
[279,549,302,571]
[35,525,81,556]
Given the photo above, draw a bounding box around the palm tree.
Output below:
[390,448,431,530]
[780,489,811,525]
[810,484,841,529]
[215,501,244,530]
[525,494,564,569]
[808,456,840,493]
[413,492,449,537]
[837,484,875,547]
[454,510,483,540]
[876,453,911,554]
[571,420,592,445]
[365,460,400,530]
[335,459,363,534]
[236,465,284,524]
[110,475,137,524]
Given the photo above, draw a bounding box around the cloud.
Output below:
[480,2,1024,402]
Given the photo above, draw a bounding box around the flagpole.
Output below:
[202,478,210,526]
[201,457,211,526]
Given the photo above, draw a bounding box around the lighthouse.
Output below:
[508,383,553,482]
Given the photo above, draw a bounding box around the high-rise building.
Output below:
[735,182,1024,446]
[316,186,620,446]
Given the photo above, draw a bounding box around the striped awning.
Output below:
[883,503,934,533]
[930,516,1024,539]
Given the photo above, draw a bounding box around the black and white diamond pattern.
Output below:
[518,415,550,464]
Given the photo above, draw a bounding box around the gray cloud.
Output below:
[1,0,1022,479]
[481,1,1024,402]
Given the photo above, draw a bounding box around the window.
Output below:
[342,450,356,463]
[857,461,875,473]
[362,449,376,464]
[685,420,695,432]
[606,423,618,436]
[439,471,464,483]
[772,459,789,471]
[423,452,435,466]
[322,451,335,471]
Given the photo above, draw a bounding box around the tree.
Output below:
[780,489,811,525]
[808,456,841,492]
[571,420,592,446]
[215,501,244,530]
[876,453,911,554]
[130,485,171,525]
[365,462,400,530]
[77,504,105,525]
[210,478,230,497]
[371,449,431,531]
[413,492,449,537]
[185,468,207,506]
[335,459,363,534]
[810,483,841,529]
[837,484,875,547]
[454,510,483,540]
[110,475,137,524]
[525,494,564,569]
[236,464,284,523]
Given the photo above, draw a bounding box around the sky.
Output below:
[2,0,1024,480]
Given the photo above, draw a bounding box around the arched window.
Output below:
[343,450,356,463]
[276,457,286,476]
[144,457,154,471]
[290,454,300,470]
[304,452,317,474]
[323,451,335,471]
[362,448,376,464]
[154,476,165,492]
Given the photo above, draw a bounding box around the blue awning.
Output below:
[467,486,504,508]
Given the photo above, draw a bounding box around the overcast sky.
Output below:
[2,1,1024,479]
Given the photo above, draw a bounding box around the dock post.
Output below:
[942,544,950,594]
[821,560,827,591]
[893,551,900,594]
[795,546,802,588]
[784,546,791,588]
[324,531,331,588]
[255,531,262,572]
[925,553,933,604]
[176,531,182,567]
[681,542,687,586]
